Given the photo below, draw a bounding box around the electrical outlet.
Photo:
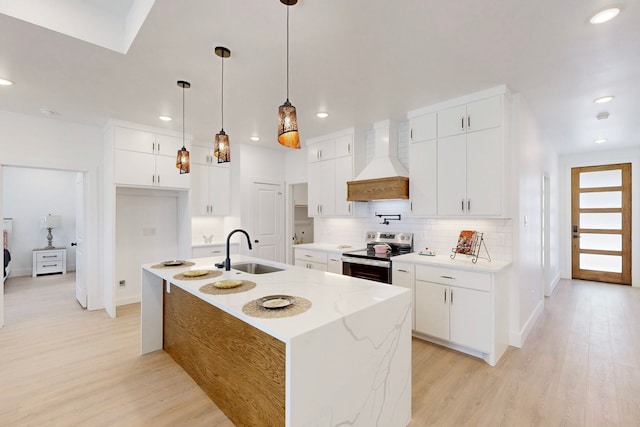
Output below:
[119,280,126,287]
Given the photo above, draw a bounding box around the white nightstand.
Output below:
[32,247,67,277]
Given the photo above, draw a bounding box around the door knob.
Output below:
[71,242,78,247]
[254,240,259,243]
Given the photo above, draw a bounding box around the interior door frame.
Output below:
[571,163,631,284]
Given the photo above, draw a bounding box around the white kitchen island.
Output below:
[141,255,412,427]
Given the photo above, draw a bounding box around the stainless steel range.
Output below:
[342,231,413,284]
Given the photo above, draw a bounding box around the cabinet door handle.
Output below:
[305,254,313,258]
[42,264,57,267]
[152,175,155,183]
[410,129,413,140]
[444,289,447,303]
[467,115,471,130]
[467,199,471,211]
[348,203,351,214]
[398,269,409,273]
[157,175,160,184]
[158,143,161,152]
[451,290,454,305]
[348,143,351,154]
[440,275,455,280]
[461,199,465,212]
[461,116,465,130]
[152,142,155,152]
[42,255,57,258]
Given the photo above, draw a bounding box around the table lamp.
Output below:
[40,214,61,249]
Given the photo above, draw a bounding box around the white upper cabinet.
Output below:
[306,128,366,217]
[112,125,190,189]
[409,112,437,142]
[437,95,502,138]
[408,87,509,218]
[190,143,230,216]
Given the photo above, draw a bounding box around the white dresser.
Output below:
[32,248,67,277]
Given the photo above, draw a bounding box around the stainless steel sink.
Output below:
[231,262,284,274]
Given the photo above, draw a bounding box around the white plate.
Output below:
[258,295,294,309]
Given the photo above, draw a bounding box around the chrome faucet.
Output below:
[224,229,253,271]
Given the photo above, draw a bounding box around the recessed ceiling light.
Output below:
[590,8,620,24]
[594,96,614,104]
[250,136,260,141]
[595,138,607,144]
[159,115,172,121]
[316,112,329,118]
[0,78,13,86]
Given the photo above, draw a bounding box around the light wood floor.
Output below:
[1,274,639,426]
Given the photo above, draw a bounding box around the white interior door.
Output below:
[251,180,284,262]
[74,172,87,308]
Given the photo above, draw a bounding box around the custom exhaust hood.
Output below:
[347,119,409,201]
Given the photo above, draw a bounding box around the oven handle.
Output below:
[341,257,391,269]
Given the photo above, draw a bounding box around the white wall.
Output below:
[559,147,640,287]
[0,111,103,314]
[508,94,545,346]
[2,167,77,276]
[238,143,286,255]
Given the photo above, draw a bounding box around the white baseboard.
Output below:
[117,295,141,307]
[546,273,560,296]
[509,299,544,348]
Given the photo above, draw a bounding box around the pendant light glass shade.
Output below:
[214,130,230,163]
[277,0,300,149]
[176,80,191,174]
[213,46,231,163]
[278,99,300,148]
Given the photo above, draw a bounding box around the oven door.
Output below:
[341,257,391,284]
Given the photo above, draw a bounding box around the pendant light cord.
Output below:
[221,52,224,129]
[286,5,290,101]
[182,84,185,149]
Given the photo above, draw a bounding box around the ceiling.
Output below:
[0,0,638,155]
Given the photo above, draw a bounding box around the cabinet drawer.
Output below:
[295,248,328,264]
[415,265,490,292]
[37,261,63,274]
[36,251,63,262]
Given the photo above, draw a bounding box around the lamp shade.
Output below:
[40,214,61,229]
[176,147,190,173]
[214,130,230,163]
[278,100,300,149]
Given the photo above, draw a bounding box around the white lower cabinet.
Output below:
[392,262,415,329]
[415,280,490,352]
[327,253,343,274]
[399,261,509,366]
[294,247,345,274]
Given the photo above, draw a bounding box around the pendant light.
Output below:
[277,0,300,149]
[176,80,191,174]
[214,46,231,163]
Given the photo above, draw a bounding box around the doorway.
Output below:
[571,163,631,284]
[250,180,284,262]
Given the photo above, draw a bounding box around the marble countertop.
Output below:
[143,254,409,343]
[293,242,365,253]
[392,252,511,272]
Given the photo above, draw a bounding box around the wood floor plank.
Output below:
[2,275,640,426]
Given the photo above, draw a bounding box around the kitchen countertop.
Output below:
[392,252,511,272]
[293,242,365,253]
[140,254,412,426]
[143,254,408,342]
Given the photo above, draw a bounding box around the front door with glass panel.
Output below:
[571,163,631,285]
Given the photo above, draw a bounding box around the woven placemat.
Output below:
[199,280,257,295]
[151,261,195,269]
[173,270,223,281]
[242,296,312,319]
